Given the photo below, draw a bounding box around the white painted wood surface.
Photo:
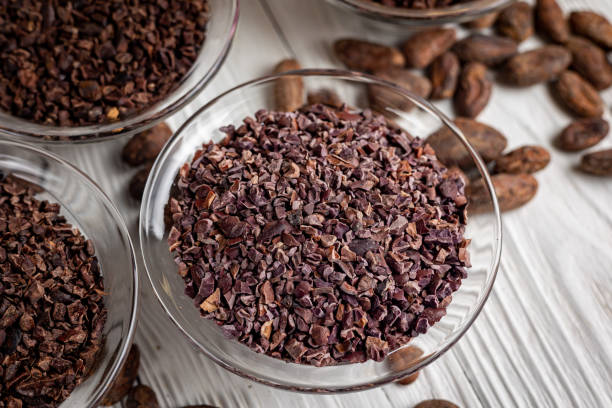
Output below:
[44,0,611,406]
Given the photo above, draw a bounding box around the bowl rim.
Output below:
[140,68,502,393]
[0,0,240,144]
[0,139,140,405]
[331,0,514,23]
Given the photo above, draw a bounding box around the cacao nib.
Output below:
[0,176,107,407]
[168,103,470,366]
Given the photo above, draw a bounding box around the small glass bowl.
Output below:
[0,140,139,406]
[0,0,239,144]
[328,0,514,25]
[140,69,501,392]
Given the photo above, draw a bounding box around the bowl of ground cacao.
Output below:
[0,0,239,142]
[140,69,501,392]
[328,0,514,25]
[0,140,138,406]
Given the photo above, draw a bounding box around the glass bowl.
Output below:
[140,69,501,392]
[0,0,239,144]
[327,0,514,25]
[0,140,139,406]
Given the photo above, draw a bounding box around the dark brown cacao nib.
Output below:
[501,46,572,86]
[402,28,456,69]
[369,68,432,112]
[0,1,210,126]
[452,34,518,66]
[496,1,534,43]
[334,39,405,72]
[0,176,107,408]
[454,62,492,119]
[468,173,538,213]
[168,104,470,366]
[557,118,609,152]
[427,118,507,169]
[535,0,570,43]
[494,146,551,174]
[579,149,612,176]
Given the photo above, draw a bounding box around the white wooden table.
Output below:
[46,0,612,406]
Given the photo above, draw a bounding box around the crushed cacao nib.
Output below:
[0,0,209,126]
[168,104,470,366]
[0,175,107,407]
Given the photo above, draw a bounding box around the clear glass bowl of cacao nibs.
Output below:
[140,70,501,392]
[327,0,514,25]
[0,140,138,406]
[0,0,238,143]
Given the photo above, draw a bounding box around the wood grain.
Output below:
[42,0,612,407]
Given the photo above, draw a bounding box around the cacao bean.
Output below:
[535,0,570,43]
[428,51,460,100]
[369,68,432,112]
[469,173,538,213]
[565,36,612,90]
[334,38,405,72]
[100,344,140,406]
[496,1,534,43]
[463,12,499,29]
[129,165,152,201]
[557,118,609,151]
[414,400,460,408]
[570,11,612,49]
[502,45,571,86]
[402,28,456,69]
[307,88,343,109]
[553,71,603,118]
[579,148,612,176]
[126,385,160,408]
[494,145,551,174]
[122,123,172,166]
[454,62,492,119]
[388,345,424,386]
[452,34,518,66]
[273,59,304,112]
[427,117,507,169]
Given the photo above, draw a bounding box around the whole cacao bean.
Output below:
[307,88,343,109]
[553,71,603,118]
[565,36,612,90]
[369,68,432,112]
[129,165,152,201]
[126,385,160,408]
[427,117,507,169]
[334,39,405,72]
[579,148,612,175]
[570,11,612,49]
[414,400,460,408]
[273,59,304,112]
[452,34,518,66]
[402,28,456,69]
[502,45,572,86]
[494,145,551,174]
[122,123,173,166]
[557,118,609,151]
[388,345,424,385]
[496,2,534,43]
[454,62,492,119]
[101,344,140,406]
[469,173,538,213]
[535,0,570,43]
[428,52,460,100]
[463,12,499,29]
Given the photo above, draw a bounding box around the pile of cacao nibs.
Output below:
[167,103,470,366]
[332,0,612,212]
[368,0,471,9]
[0,175,107,407]
[0,0,209,126]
